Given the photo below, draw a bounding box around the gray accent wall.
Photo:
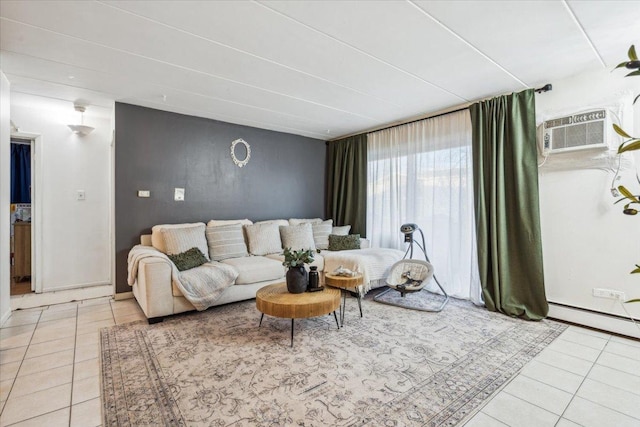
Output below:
[115,103,326,293]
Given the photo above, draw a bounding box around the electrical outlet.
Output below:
[137,190,150,198]
[593,288,627,300]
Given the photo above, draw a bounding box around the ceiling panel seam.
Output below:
[254,0,469,102]
[121,98,331,139]
[0,17,384,120]
[97,0,406,109]
[407,1,529,89]
[1,49,359,128]
[562,0,607,68]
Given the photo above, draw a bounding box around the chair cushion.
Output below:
[151,223,205,254]
[280,223,316,252]
[220,256,285,285]
[206,223,249,261]
[207,219,253,227]
[244,223,282,255]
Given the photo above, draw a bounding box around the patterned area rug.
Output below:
[101,292,566,426]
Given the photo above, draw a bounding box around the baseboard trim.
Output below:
[0,310,11,327]
[548,302,640,340]
[114,291,133,301]
[11,284,113,310]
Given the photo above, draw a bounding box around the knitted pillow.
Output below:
[167,247,208,272]
[206,223,249,261]
[312,219,333,250]
[244,223,283,255]
[328,234,361,251]
[161,224,210,260]
[331,225,351,236]
[280,223,316,252]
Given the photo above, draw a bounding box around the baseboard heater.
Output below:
[548,301,640,340]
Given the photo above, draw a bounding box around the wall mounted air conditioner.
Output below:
[542,109,609,154]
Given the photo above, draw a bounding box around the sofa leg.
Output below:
[148,316,164,325]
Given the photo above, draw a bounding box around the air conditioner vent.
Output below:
[542,109,608,154]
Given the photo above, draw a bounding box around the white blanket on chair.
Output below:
[322,248,405,293]
[127,245,238,311]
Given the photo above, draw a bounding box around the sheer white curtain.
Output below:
[366,110,482,303]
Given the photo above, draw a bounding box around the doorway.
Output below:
[10,137,34,295]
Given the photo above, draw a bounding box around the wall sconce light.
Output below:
[68,104,95,136]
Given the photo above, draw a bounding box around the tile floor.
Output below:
[0,297,145,426]
[1,297,639,426]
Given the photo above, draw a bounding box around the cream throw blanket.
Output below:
[127,245,238,311]
[322,248,405,293]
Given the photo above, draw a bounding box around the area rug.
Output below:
[100,293,566,426]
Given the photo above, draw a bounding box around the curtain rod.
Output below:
[327,84,552,142]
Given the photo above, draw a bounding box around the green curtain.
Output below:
[325,134,367,237]
[470,89,548,320]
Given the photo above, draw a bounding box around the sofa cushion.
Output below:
[332,225,351,236]
[312,220,333,250]
[244,223,282,255]
[220,256,285,285]
[266,253,325,271]
[206,224,249,261]
[254,219,289,227]
[160,224,210,260]
[151,223,205,254]
[207,219,253,227]
[288,218,323,226]
[167,247,209,271]
[329,234,361,251]
[280,223,316,252]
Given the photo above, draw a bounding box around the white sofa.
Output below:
[129,218,404,323]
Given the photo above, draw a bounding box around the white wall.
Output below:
[0,72,11,323]
[10,93,112,292]
[536,67,640,328]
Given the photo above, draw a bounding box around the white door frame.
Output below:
[11,131,42,293]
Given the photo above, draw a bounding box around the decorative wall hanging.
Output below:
[230,138,251,168]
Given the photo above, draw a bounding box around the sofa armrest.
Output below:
[133,256,175,319]
[360,238,371,249]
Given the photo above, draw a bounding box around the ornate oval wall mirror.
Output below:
[230,138,251,168]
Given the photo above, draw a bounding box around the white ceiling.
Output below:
[1,0,639,140]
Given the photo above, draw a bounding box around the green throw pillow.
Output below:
[168,247,208,271]
[328,234,361,251]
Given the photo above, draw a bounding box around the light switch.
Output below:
[174,188,185,201]
[137,190,151,198]
[77,190,86,201]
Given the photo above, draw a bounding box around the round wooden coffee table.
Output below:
[256,282,340,347]
[324,273,364,327]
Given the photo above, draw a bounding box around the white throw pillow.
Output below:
[280,223,316,252]
[332,225,351,236]
[206,224,249,261]
[160,224,210,260]
[288,218,323,226]
[254,219,289,227]
[244,223,283,256]
[312,219,333,250]
[151,223,205,254]
[207,219,253,227]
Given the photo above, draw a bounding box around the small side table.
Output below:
[324,273,364,327]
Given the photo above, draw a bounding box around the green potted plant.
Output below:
[282,247,315,293]
[612,45,640,300]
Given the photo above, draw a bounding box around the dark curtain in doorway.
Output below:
[11,143,31,204]
[470,89,548,320]
[325,134,367,236]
